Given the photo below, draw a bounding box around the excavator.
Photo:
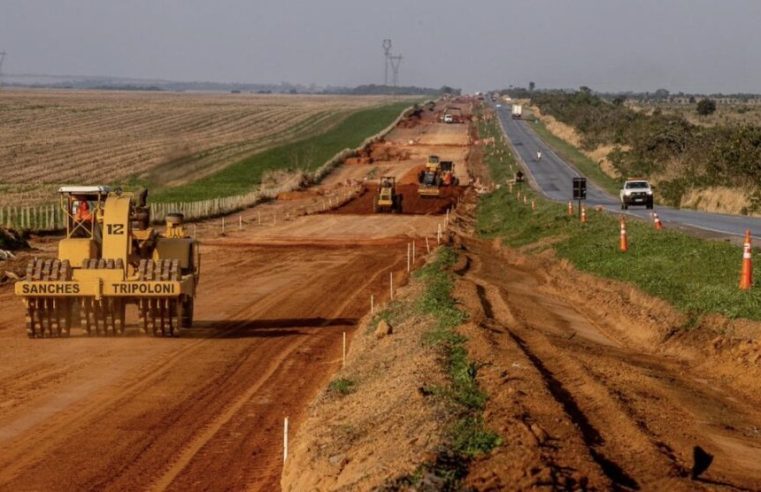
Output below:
[15,186,200,338]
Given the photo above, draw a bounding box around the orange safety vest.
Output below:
[75,200,92,222]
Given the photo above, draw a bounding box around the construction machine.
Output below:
[374,176,402,213]
[15,186,200,338]
[416,155,443,197]
[440,161,459,186]
[426,155,441,172]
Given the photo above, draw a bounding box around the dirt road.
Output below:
[0,241,410,490]
[456,236,761,490]
[0,100,471,490]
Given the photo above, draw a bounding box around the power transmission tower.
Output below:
[389,54,402,89]
[382,39,392,86]
[0,52,6,89]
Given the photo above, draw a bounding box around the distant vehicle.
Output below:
[511,104,523,119]
[620,178,654,209]
[496,103,502,108]
[443,114,454,123]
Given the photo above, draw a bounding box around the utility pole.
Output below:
[382,39,392,86]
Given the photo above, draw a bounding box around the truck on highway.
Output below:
[511,104,522,119]
[619,178,654,210]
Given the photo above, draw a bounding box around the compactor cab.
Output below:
[374,176,402,213]
[440,161,459,186]
[16,186,200,338]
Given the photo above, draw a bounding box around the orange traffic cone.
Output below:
[653,212,663,230]
[619,217,628,252]
[568,201,573,216]
[581,206,587,223]
[740,229,753,290]
[523,195,528,205]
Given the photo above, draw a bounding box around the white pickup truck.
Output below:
[620,178,654,209]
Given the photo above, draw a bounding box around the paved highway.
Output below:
[494,103,761,239]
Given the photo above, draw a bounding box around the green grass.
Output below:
[384,248,500,490]
[149,102,411,202]
[477,186,761,321]
[416,248,501,457]
[328,378,356,396]
[528,116,622,195]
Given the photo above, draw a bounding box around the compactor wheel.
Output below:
[25,259,73,338]
[137,259,182,337]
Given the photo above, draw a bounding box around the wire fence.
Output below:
[2,102,422,233]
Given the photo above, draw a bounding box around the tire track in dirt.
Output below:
[457,237,761,489]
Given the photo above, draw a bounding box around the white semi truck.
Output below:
[511,104,523,119]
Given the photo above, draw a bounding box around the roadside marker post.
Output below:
[620,217,628,253]
[371,294,375,314]
[425,237,430,254]
[407,243,411,273]
[581,206,587,224]
[653,212,663,230]
[239,215,242,231]
[283,417,289,463]
[740,229,753,290]
[221,217,225,234]
[568,201,573,216]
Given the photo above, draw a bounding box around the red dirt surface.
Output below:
[0,98,470,491]
[330,184,465,215]
[0,241,411,491]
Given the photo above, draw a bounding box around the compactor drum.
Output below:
[16,187,200,338]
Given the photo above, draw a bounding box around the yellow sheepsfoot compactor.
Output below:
[15,186,200,338]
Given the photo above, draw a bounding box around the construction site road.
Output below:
[494,103,761,240]
[0,99,471,491]
[0,240,412,491]
[457,237,761,490]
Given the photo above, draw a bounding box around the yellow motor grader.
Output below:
[15,186,200,338]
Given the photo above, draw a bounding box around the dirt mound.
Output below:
[330,184,464,215]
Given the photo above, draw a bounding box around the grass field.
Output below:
[151,101,411,202]
[0,90,412,206]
